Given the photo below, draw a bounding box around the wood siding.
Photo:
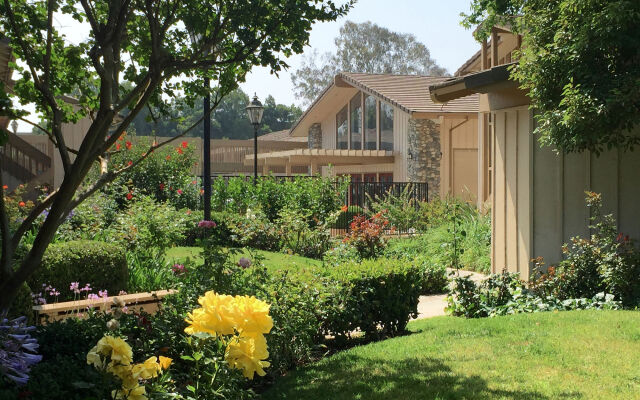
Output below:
[440,115,479,200]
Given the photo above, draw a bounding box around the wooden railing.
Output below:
[0,133,52,184]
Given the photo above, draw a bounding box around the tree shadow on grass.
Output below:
[265,354,584,400]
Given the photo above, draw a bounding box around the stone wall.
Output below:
[308,123,322,149]
[407,118,441,199]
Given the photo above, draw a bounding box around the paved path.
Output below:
[414,269,487,320]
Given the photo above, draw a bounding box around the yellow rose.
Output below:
[234,295,273,335]
[86,348,103,369]
[158,356,172,370]
[112,384,147,400]
[225,333,270,379]
[96,336,133,366]
[185,292,239,336]
[131,357,161,380]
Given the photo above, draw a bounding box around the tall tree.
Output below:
[0,0,352,311]
[291,20,447,104]
[462,0,640,154]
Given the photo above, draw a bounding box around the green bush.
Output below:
[332,205,364,229]
[414,257,448,294]
[321,258,422,338]
[29,241,128,300]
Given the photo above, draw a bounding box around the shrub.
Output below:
[530,192,640,306]
[323,242,362,267]
[447,272,621,318]
[28,241,128,301]
[413,257,448,295]
[342,211,390,259]
[368,185,422,232]
[277,207,337,259]
[321,258,422,338]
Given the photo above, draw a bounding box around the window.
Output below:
[379,102,393,151]
[336,105,348,149]
[364,95,377,150]
[350,93,362,150]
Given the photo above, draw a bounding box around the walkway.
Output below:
[414,269,487,320]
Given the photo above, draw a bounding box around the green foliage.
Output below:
[530,192,640,306]
[342,211,390,259]
[462,0,640,153]
[323,242,362,267]
[277,207,338,259]
[28,241,128,301]
[292,21,446,104]
[447,272,621,319]
[368,185,422,232]
[332,205,364,229]
[321,258,422,338]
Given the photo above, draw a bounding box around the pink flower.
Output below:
[237,257,252,269]
[198,220,216,229]
[177,189,183,195]
[98,290,108,298]
[81,284,92,292]
[172,264,186,275]
[87,294,99,300]
[118,290,128,296]
[70,282,80,294]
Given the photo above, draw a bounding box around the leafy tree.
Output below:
[292,20,447,104]
[0,0,351,311]
[462,0,640,154]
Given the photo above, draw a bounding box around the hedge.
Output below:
[29,240,128,300]
[319,258,422,338]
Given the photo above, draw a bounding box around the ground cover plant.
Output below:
[262,310,640,400]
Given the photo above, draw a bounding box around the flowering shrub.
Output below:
[184,291,273,379]
[343,211,391,259]
[0,315,42,385]
[529,192,640,306]
[87,335,171,399]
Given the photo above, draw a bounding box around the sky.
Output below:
[14,0,481,131]
[239,0,481,107]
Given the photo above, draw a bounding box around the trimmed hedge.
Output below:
[29,240,128,300]
[320,258,422,338]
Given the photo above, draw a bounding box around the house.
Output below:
[429,25,640,279]
[250,72,484,201]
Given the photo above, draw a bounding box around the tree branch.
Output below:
[10,189,58,251]
[0,171,12,277]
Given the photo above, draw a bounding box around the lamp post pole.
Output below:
[203,77,212,221]
[253,123,258,186]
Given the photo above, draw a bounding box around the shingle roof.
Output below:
[337,72,479,114]
[257,129,307,142]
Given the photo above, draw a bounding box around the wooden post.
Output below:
[481,38,488,70]
[491,28,499,68]
[285,162,291,175]
[262,163,269,176]
[310,162,318,176]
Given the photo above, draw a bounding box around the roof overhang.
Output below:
[244,148,395,167]
[430,63,517,103]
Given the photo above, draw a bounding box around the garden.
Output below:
[2,137,640,400]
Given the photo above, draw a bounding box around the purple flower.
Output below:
[81,283,91,292]
[70,282,80,294]
[118,290,127,296]
[98,290,108,299]
[237,257,252,269]
[172,264,186,275]
[197,220,217,229]
[87,294,99,301]
[0,316,42,385]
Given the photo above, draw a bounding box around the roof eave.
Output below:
[430,63,516,103]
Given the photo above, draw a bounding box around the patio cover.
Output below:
[244,148,395,167]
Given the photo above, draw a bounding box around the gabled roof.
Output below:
[289,72,479,137]
[258,129,307,142]
[336,72,479,114]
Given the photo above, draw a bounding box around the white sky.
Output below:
[14,0,480,130]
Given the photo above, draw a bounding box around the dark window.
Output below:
[336,106,348,149]
[364,95,377,150]
[380,102,393,151]
[350,93,362,150]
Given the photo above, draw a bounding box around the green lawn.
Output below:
[166,246,322,274]
[263,310,640,400]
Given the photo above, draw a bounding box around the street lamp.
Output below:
[189,32,212,221]
[246,94,264,185]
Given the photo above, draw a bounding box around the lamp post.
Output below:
[189,32,212,221]
[245,94,264,185]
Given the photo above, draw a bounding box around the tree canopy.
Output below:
[0,0,351,311]
[127,89,302,139]
[462,0,640,154]
[291,20,447,105]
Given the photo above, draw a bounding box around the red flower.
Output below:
[191,180,197,185]
[2,185,7,190]
[181,141,188,148]
[200,189,204,195]
[176,147,184,155]
[177,189,183,195]
[18,201,25,207]
[118,133,125,141]
[186,209,192,215]
[127,161,133,166]
[116,143,121,150]
[166,155,171,161]
[126,192,133,200]
[159,183,165,190]
[341,205,348,212]
[194,162,198,166]
[126,141,132,150]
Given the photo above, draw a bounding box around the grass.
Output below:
[165,246,322,274]
[263,310,640,400]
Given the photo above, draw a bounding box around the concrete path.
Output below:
[414,269,487,320]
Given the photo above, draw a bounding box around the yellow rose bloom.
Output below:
[234,295,273,335]
[112,384,147,400]
[184,292,239,336]
[86,348,103,369]
[95,336,133,366]
[158,356,172,370]
[131,357,161,380]
[225,333,270,379]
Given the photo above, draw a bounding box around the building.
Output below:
[429,25,640,279]
[250,72,484,201]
